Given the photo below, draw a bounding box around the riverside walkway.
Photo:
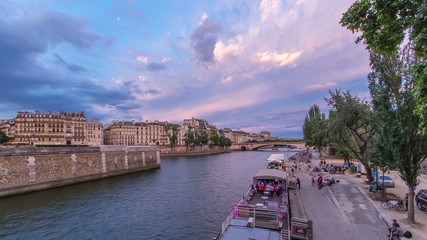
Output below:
[293,158,388,240]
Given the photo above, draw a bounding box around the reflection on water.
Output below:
[0,151,298,240]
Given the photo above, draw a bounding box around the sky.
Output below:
[0,0,371,138]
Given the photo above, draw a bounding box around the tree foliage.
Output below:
[302,105,327,154]
[0,131,10,144]
[164,125,179,151]
[368,45,427,222]
[184,129,195,150]
[325,112,358,164]
[341,0,427,134]
[326,90,376,182]
[340,0,426,57]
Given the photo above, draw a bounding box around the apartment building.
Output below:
[11,111,86,145]
[85,119,104,146]
[0,120,15,138]
[104,120,170,146]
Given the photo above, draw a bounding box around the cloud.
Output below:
[161,57,170,63]
[146,62,166,72]
[214,41,243,61]
[54,54,87,73]
[259,0,282,22]
[256,51,303,68]
[145,89,161,95]
[104,37,117,47]
[191,17,222,64]
[301,82,337,93]
[136,56,148,63]
[138,75,150,83]
[219,76,234,85]
[0,3,132,116]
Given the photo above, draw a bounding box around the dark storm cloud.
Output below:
[146,62,166,72]
[190,17,222,63]
[54,54,87,73]
[0,4,132,114]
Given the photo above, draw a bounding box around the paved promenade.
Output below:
[293,152,427,240]
[295,169,388,240]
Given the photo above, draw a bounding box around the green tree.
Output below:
[325,114,358,165]
[218,136,232,149]
[209,131,220,146]
[0,131,10,144]
[368,46,427,223]
[340,0,427,134]
[164,125,179,151]
[302,104,328,155]
[326,90,376,183]
[340,0,426,57]
[198,129,209,145]
[184,129,195,151]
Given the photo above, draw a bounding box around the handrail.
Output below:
[221,208,235,234]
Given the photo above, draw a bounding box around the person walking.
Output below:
[296,177,301,189]
[404,193,408,211]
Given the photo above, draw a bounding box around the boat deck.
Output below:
[232,189,289,230]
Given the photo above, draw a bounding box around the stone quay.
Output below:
[0,146,160,198]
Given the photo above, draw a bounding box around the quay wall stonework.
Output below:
[0,146,160,197]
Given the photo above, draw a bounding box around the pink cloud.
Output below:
[301,82,337,93]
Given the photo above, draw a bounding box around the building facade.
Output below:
[104,120,170,146]
[85,119,104,146]
[11,111,86,145]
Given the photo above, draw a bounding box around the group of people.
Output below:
[289,149,312,161]
[311,174,336,190]
[253,180,283,197]
[312,162,347,174]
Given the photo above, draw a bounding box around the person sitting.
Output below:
[388,219,397,234]
[388,223,403,240]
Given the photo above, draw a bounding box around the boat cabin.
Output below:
[219,169,291,240]
[267,154,285,170]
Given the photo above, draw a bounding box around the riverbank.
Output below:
[160,149,232,157]
[314,152,427,239]
[0,146,160,198]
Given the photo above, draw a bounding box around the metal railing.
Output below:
[290,217,313,240]
[221,208,235,234]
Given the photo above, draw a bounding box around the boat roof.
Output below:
[220,219,280,240]
[267,154,285,162]
[253,169,288,180]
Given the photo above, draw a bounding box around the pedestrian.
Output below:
[404,193,408,211]
[296,177,301,189]
[317,174,323,190]
[311,177,315,187]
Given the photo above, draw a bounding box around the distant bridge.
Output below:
[230,142,305,151]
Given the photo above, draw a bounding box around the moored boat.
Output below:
[216,169,291,240]
[267,154,285,170]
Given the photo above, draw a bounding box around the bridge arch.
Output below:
[240,146,247,151]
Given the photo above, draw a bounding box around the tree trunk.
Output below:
[407,186,415,223]
[365,167,374,183]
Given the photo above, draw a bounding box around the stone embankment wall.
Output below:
[159,145,231,157]
[0,146,160,197]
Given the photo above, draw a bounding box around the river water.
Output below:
[0,150,295,240]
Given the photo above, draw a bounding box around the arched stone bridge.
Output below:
[230,142,305,151]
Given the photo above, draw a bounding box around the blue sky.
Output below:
[0,0,371,138]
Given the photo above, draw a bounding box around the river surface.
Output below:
[0,150,295,240]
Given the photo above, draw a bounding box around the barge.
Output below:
[218,169,291,240]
